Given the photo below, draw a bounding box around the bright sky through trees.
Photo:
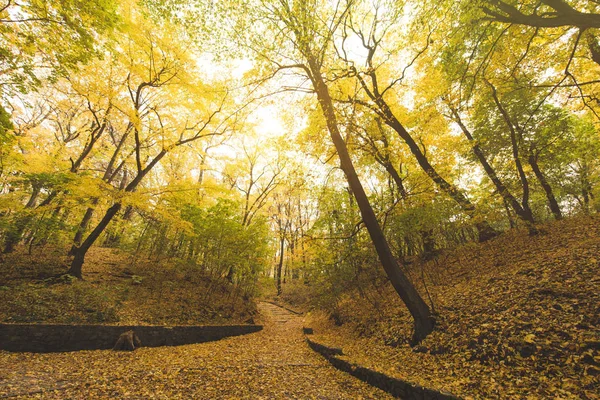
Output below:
[0,0,599,342]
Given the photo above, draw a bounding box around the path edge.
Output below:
[306,337,462,400]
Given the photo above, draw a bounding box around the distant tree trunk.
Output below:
[25,184,41,208]
[510,130,535,224]
[488,83,537,234]
[307,55,434,343]
[528,150,562,220]
[3,215,28,253]
[104,205,135,247]
[3,183,42,253]
[503,197,516,229]
[452,108,536,226]
[355,71,498,242]
[276,235,285,296]
[37,191,58,208]
[579,163,592,213]
[421,229,435,258]
[385,158,436,258]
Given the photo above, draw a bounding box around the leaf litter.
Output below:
[306,215,600,399]
[0,302,392,399]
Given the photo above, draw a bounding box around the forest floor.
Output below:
[0,302,391,399]
[297,215,600,399]
[0,247,254,325]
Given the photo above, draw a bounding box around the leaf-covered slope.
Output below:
[308,215,600,398]
[0,247,255,325]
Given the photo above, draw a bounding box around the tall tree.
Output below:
[67,12,230,278]
[236,0,435,342]
[336,5,499,242]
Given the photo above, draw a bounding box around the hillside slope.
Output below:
[0,247,255,325]
[305,215,600,398]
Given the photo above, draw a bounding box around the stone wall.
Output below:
[306,338,461,400]
[0,323,262,353]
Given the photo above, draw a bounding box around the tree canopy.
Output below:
[0,0,599,343]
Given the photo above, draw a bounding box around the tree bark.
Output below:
[3,183,42,253]
[68,203,122,278]
[482,0,600,29]
[488,83,538,234]
[384,110,497,242]
[528,151,562,220]
[276,234,285,296]
[307,55,434,343]
[69,204,97,255]
[67,150,167,278]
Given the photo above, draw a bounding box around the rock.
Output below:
[112,330,141,351]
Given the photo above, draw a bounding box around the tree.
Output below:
[66,11,230,278]
[236,0,435,342]
[335,4,499,242]
[482,0,600,29]
[0,0,119,96]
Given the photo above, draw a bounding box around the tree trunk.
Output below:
[25,184,41,208]
[68,203,122,278]
[69,204,97,255]
[528,151,562,220]
[452,110,535,226]
[356,75,498,242]
[421,229,435,258]
[276,235,285,296]
[503,197,516,229]
[488,84,537,234]
[385,113,497,242]
[2,183,43,253]
[3,215,30,253]
[307,56,434,343]
[66,149,167,278]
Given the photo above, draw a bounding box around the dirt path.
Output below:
[0,302,392,399]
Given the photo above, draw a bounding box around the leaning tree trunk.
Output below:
[69,203,97,256]
[307,56,434,343]
[488,82,538,234]
[67,149,167,278]
[385,114,497,242]
[356,74,498,242]
[452,110,536,226]
[528,152,562,220]
[68,203,122,278]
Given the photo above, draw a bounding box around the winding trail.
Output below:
[0,302,391,399]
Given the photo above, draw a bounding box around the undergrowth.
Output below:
[0,247,256,325]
